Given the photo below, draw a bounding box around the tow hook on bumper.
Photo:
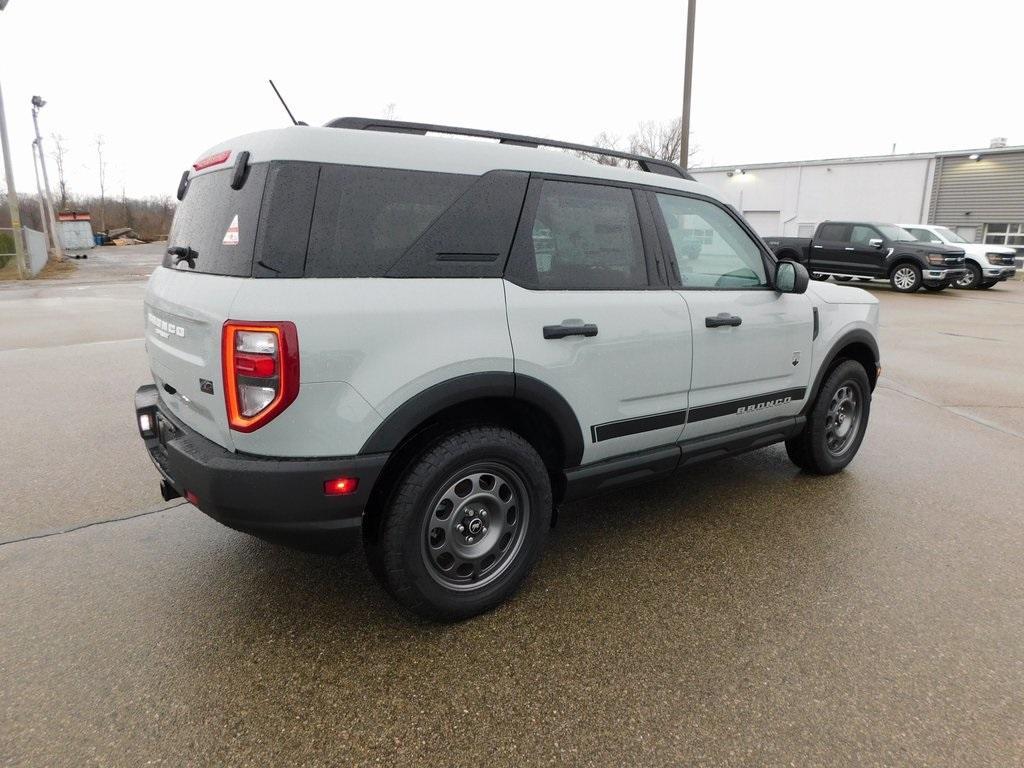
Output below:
[160,479,181,502]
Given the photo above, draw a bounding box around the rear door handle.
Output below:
[705,313,742,328]
[543,323,599,339]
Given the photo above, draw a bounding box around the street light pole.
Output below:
[30,96,63,260]
[0,80,27,278]
[680,0,697,170]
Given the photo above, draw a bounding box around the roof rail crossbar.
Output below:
[325,117,695,181]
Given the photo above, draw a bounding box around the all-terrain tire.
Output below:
[785,360,871,475]
[367,426,552,621]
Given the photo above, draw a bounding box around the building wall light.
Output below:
[968,153,981,161]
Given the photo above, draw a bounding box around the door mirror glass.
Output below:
[868,238,884,248]
[775,260,808,294]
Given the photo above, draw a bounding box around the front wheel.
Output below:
[786,360,871,475]
[957,262,981,289]
[890,263,921,292]
[368,426,552,620]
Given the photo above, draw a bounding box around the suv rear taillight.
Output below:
[222,321,299,432]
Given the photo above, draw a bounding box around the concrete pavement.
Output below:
[2,267,1023,765]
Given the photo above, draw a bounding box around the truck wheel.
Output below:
[785,360,871,475]
[956,262,981,289]
[923,283,947,292]
[890,264,921,292]
[368,426,552,620]
[977,282,995,290]
[810,273,830,282]
[833,275,853,282]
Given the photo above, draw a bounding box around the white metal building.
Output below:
[691,140,1024,256]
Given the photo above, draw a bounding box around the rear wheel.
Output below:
[368,426,551,620]
[890,263,921,292]
[956,262,981,289]
[977,282,995,290]
[785,360,871,475]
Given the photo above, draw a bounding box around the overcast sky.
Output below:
[1,0,1020,199]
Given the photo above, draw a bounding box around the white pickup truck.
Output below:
[899,224,1017,290]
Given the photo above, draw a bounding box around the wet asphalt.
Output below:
[2,260,1022,766]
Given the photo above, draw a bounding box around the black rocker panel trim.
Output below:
[589,388,806,443]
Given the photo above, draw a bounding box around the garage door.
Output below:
[741,210,780,237]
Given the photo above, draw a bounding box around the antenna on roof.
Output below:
[268,80,306,126]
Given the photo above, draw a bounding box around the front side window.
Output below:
[905,227,942,243]
[850,225,881,245]
[656,193,767,289]
[525,181,647,289]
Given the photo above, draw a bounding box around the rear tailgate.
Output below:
[144,158,268,450]
[145,269,245,449]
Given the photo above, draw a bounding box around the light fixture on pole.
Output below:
[31,95,64,260]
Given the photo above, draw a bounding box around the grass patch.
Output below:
[0,256,78,282]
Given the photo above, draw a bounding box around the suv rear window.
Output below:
[304,166,473,278]
[164,164,268,277]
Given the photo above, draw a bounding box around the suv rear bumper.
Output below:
[134,385,387,536]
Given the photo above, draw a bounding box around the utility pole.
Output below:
[0,80,27,278]
[680,0,697,170]
[31,140,52,251]
[30,96,63,260]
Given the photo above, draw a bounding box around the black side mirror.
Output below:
[776,260,809,294]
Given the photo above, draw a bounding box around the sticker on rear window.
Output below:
[222,214,240,246]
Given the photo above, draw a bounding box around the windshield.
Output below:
[877,224,917,242]
[932,226,968,243]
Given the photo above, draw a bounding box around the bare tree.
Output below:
[581,119,700,169]
[95,136,107,232]
[121,185,134,230]
[51,133,69,210]
[629,118,699,165]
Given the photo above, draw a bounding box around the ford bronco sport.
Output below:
[135,118,881,619]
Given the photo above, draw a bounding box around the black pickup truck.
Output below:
[765,221,967,293]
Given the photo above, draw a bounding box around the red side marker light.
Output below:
[185,490,200,505]
[324,477,358,496]
[193,150,231,171]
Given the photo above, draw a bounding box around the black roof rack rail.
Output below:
[325,116,696,181]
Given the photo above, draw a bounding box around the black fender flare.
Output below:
[359,372,585,467]
[802,329,880,416]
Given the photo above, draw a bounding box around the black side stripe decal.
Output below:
[688,387,806,424]
[591,409,687,443]
[590,388,806,442]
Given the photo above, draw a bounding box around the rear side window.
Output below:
[165,164,268,277]
[305,166,473,277]
[512,180,647,290]
[817,223,848,242]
